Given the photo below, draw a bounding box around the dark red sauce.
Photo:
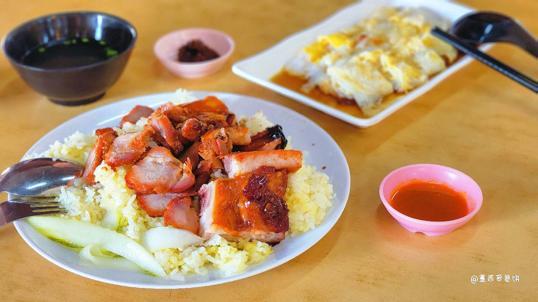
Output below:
[177,40,220,63]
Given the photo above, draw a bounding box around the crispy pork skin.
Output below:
[199,168,289,243]
[222,150,302,178]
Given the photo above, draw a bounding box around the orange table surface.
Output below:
[0,0,536,301]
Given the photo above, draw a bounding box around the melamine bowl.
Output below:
[154,28,234,78]
[2,11,137,106]
[379,164,483,236]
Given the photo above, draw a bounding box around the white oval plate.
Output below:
[13,91,350,289]
[233,0,490,127]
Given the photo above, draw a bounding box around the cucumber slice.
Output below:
[80,244,140,271]
[28,216,165,277]
[143,227,203,252]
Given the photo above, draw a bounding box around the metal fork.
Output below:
[0,195,65,226]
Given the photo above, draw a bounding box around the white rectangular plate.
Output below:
[233,0,480,127]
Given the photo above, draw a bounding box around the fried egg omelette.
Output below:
[284,7,457,115]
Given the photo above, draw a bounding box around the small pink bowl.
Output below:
[154,28,234,78]
[379,164,483,236]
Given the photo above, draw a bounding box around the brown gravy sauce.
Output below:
[271,70,405,118]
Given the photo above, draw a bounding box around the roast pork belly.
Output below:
[222,150,302,178]
[199,168,289,243]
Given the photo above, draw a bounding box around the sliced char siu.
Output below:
[125,146,195,194]
[137,192,196,217]
[163,196,199,234]
[238,125,287,151]
[179,141,201,169]
[82,128,117,183]
[104,126,154,168]
[182,96,229,114]
[149,112,183,153]
[120,105,154,127]
[198,127,252,170]
[180,118,206,141]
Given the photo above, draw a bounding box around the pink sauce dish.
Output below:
[154,28,234,78]
[379,164,483,236]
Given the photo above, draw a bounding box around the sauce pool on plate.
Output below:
[390,181,469,221]
[271,70,402,119]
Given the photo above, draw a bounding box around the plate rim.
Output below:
[232,0,484,127]
[13,91,351,289]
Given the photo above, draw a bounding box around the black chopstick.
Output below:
[431,27,538,93]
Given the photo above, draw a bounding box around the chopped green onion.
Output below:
[105,48,119,57]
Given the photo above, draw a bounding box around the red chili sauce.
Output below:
[390,181,469,221]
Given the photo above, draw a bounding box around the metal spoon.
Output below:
[0,158,83,196]
[450,12,538,57]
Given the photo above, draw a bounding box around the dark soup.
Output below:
[21,38,118,69]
